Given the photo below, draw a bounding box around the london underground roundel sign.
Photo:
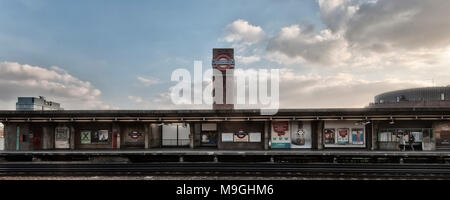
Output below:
[214,54,233,71]
[236,130,247,138]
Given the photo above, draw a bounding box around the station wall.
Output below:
[271,121,313,149]
[75,123,113,149]
[217,122,265,150]
[0,120,441,151]
[323,121,366,148]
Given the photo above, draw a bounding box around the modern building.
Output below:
[369,86,450,108]
[16,96,63,111]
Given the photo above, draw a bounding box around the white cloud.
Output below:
[261,0,450,70]
[266,25,350,66]
[221,19,266,45]
[128,96,143,103]
[236,55,261,65]
[277,70,432,108]
[343,0,450,50]
[137,76,160,87]
[0,62,112,110]
[317,0,359,32]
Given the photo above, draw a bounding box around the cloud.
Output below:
[221,19,266,45]
[343,0,450,51]
[277,70,432,108]
[266,25,350,66]
[137,76,160,87]
[236,55,261,65]
[0,61,112,110]
[128,95,143,103]
[253,0,450,70]
[317,0,358,32]
[316,0,450,51]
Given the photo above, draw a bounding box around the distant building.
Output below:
[369,86,450,108]
[16,96,63,111]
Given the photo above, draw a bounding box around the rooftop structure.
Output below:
[16,96,63,111]
[370,86,450,108]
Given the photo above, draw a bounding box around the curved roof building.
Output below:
[370,86,450,108]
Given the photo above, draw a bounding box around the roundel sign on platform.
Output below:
[129,131,142,139]
[214,54,234,71]
[236,129,247,139]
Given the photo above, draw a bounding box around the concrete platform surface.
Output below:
[2,149,450,157]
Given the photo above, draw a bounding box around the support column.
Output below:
[264,121,270,150]
[112,123,120,149]
[371,121,379,150]
[317,121,324,150]
[42,125,54,150]
[16,124,20,151]
[149,123,162,148]
[144,124,149,149]
[70,125,75,150]
[4,123,17,150]
[189,123,195,149]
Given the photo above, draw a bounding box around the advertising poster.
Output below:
[80,130,91,144]
[291,121,312,148]
[91,131,99,143]
[98,130,109,142]
[249,132,261,142]
[351,128,364,144]
[55,127,70,149]
[434,122,450,147]
[324,121,366,147]
[324,128,335,144]
[411,131,423,142]
[337,128,349,144]
[234,130,249,142]
[271,122,291,148]
[221,133,234,142]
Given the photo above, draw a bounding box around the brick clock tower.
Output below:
[212,48,235,110]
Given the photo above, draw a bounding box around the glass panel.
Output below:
[379,131,392,142]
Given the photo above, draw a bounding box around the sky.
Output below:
[1,0,450,110]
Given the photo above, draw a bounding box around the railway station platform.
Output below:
[2,149,450,164]
[2,149,450,157]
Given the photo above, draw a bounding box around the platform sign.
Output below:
[271,122,291,149]
[55,127,70,149]
[249,132,261,142]
[202,123,217,131]
[221,133,234,142]
[234,130,248,142]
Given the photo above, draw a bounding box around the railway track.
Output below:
[1,162,450,179]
